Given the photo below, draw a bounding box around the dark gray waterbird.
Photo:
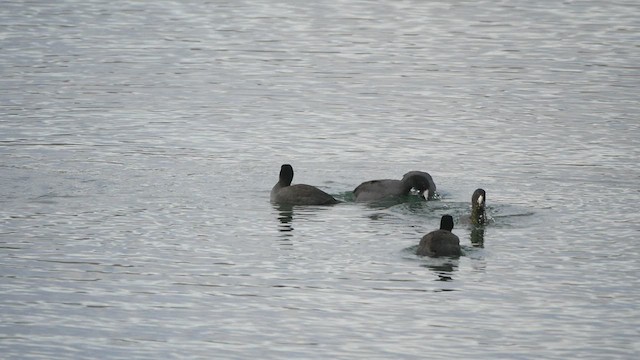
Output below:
[353,171,435,202]
[471,188,487,226]
[270,164,338,205]
[416,215,461,257]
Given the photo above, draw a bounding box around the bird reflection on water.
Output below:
[470,227,485,247]
[276,204,294,234]
[422,259,459,282]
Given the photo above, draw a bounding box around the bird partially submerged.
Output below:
[471,188,487,226]
[353,171,435,202]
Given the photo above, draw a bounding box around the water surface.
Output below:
[1,0,639,359]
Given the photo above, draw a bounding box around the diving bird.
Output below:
[353,171,434,202]
[401,171,437,200]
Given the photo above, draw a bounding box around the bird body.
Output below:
[270,164,338,205]
[353,171,434,202]
[416,215,461,257]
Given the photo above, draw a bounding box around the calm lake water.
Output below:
[1,0,639,359]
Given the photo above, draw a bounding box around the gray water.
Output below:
[1,0,639,359]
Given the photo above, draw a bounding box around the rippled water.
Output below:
[1,0,639,359]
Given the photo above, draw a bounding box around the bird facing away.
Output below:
[270,164,338,205]
[416,215,461,257]
[353,171,434,202]
[471,188,487,226]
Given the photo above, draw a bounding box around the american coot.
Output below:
[270,164,338,205]
[471,188,487,226]
[401,171,437,200]
[416,215,461,257]
[353,171,435,202]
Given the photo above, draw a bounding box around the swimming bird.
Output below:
[416,215,461,257]
[471,188,487,226]
[270,164,338,205]
[353,171,434,202]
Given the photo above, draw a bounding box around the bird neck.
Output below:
[471,206,486,226]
